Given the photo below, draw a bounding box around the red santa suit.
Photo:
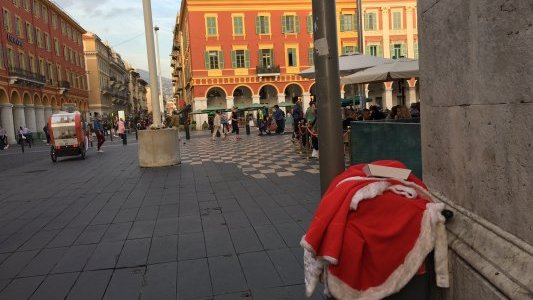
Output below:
[301,161,449,299]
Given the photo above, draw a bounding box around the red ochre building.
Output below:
[172,0,419,129]
[0,0,89,143]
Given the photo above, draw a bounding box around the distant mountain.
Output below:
[137,69,174,100]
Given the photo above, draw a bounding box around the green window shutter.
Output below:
[401,43,407,58]
[204,51,210,69]
[365,45,371,55]
[414,42,419,59]
[245,50,250,68]
[340,14,345,32]
[377,45,383,57]
[341,46,346,55]
[353,14,358,31]
[258,49,262,66]
[308,47,314,66]
[255,16,260,34]
[281,16,287,33]
[390,44,395,58]
[219,51,224,69]
[295,16,300,33]
[307,15,312,33]
[265,17,270,34]
[231,50,237,69]
[270,49,274,65]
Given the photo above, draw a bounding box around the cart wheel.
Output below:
[51,149,57,163]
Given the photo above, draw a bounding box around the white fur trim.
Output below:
[387,185,417,199]
[350,181,391,210]
[325,204,445,299]
[304,248,324,297]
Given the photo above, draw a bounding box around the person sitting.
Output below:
[0,126,8,150]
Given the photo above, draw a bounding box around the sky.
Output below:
[54,0,180,78]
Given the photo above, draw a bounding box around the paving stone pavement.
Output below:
[0,132,326,300]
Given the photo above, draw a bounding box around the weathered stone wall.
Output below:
[418,0,532,299]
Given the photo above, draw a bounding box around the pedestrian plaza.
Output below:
[0,133,325,299]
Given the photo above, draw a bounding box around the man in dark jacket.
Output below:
[292,97,303,138]
[273,105,285,134]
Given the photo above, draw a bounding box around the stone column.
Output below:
[35,106,45,134]
[408,86,417,105]
[406,6,415,59]
[252,95,260,104]
[193,97,207,130]
[277,93,285,104]
[302,92,311,111]
[13,105,26,136]
[0,104,16,144]
[382,7,391,58]
[226,96,234,109]
[44,106,53,123]
[24,105,37,133]
[384,89,394,109]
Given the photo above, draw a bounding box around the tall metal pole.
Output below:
[357,0,366,108]
[141,0,162,128]
[312,0,345,195]
[154,26,165,123]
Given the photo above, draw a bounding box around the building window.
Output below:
[365,12,377,31]
[48,63,54,84]
[54,38,59,56]
[342,46,356,55]
[12,0,20,6]
[3,9,12,33]
[232,50,249,69]
[259,49,273,68]
[63,45,68,61]
[61,19,65,35]
[256,15,270,35]
[392,11,402,30]
[29,55,35,72]
[0,45,4,69]
[23,0,29,10]
[56,65,61,81]
[45,33,51,51]
[51,13,57,29]
[340,14,356,32]
[36,28,43,48]
[287,48,297,67]
[206,16,217,36]
[282,15,299,34]
[6,47,16,69]
[15,16,23,37]
[26,23,33,43]
[307,15,313,33]
[18,52,26,70]
[308,47,314,66]
[233,16,244,35]
[33,0,39,17]
[42,5,47,22]
[367,45,381,56]
[204,50,223,70]
[391,43,405,59]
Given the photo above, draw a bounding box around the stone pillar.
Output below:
[408,87,417,105]
[277,93,285,104]
[406,6,415,59]
[193,97,207,130]
[0,104,16,144]
[44,106,53,123]
[382,7,391,58]
[252,95,260,104]
[24,105,37,133]
[383,82,394,109]
[35,106,45,134]
[302,92,311,112]
[226,96,234,109]
[420,0,532,298]
[13,104,26,134]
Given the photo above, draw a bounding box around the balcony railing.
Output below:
[256,65,281,76]
[8,67,46,85]
[58,81,71,89]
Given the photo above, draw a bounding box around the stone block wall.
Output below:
[418,0,532,299]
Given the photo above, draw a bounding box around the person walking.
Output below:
[221,112,229,139]
[292,97,303,140]
[273,105,285,134]
[231,106,241,140]
[117,118,126,145]
[93,112,105,152]
[212,111,223,141]
[43,124,51,145]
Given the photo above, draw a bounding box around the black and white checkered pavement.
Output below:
[180,133,320,178]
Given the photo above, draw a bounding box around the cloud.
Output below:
[54,0,180,78]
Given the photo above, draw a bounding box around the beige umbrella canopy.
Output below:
[299,53,393,79]
[341,59,419,85]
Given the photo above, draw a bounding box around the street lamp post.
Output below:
[312,0,345,195]
[154,26,165,124]
[141,0,162,128]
